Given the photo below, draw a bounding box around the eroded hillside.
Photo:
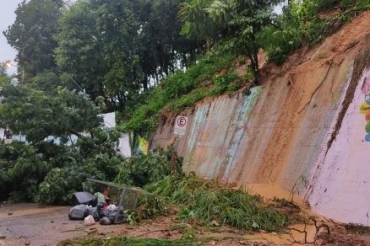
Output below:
[151,10,370,225]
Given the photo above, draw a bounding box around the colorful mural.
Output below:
[138,136,149,155]
[360,75,370,142]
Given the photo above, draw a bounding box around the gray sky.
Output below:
[0,0,23,75]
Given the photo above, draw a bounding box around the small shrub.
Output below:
[114,147,183,187]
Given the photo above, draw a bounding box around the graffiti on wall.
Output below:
[360,75,370,142]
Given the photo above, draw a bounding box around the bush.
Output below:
[0,143,52,202]
[115,147,183,187]
[37,164,106,205]
[0,128,124,205]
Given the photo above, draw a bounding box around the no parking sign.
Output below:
[174,116,188,135]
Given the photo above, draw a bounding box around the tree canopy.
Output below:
[54,0,201,112]
[180,0,281,83]
[3,0,64,79]
[0,72,102,143]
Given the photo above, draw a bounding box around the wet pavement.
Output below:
[0,203,85,246]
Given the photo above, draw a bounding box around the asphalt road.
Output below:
[0,203,86,246]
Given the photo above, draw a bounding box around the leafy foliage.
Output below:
[146,176,298,231]
[3,0,63,79]
[127,194,166,225]
[125,51,238,132]
[0,75,102,143]
[0,128,123,204]
[115,147,183,187]
[344,223,370,235]
[0,66,11,90]
[258,0,370,65]
[36,129,123,205]
[55,0,200,111]
[180,0,281,83]
[0,70,124,204]
[0,143,51,202]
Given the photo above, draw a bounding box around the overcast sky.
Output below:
[0,0,23,75]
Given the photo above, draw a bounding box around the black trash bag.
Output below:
[68,204,88,220]
[86,206,100,221]
[97,203,110,218]
[100,216,113,225]
[109,210,128,224]
[71,191,95,206]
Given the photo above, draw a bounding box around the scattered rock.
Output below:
[25,241,30,245]
[50,221,54,223]
[0,235,6,239]
[8,212,13,216]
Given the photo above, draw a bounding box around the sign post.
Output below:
[171,116,188,174]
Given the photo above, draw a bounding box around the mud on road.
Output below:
[2,203,370,246]
[0,203,128,246]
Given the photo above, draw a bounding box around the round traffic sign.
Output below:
[177,116,187,127]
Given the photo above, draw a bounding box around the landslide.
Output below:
[151,10,370,192]
[110,8,370,246]
[243,10,370,188]
[4,4,370,246]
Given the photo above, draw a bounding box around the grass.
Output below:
[125,51,240,132]
[344,223,370,235]
[145,175,301,232]
[58,237,200,246]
